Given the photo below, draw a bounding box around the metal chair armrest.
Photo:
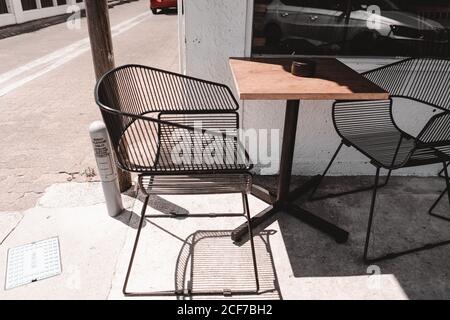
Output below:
[332,99,398,140]
[104,107,229,139]
[415,111,450,148]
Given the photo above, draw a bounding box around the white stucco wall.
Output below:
[180,0,441,176]
[0,13,16,27]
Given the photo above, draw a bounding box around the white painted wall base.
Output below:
[0,13,16,27]
[180,0,441,177]
[19,5,77,24]
[0,0,85,28]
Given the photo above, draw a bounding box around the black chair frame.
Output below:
[95,65,259,296]
[309,58,450,263]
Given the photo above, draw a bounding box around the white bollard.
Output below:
[89,121,124,217]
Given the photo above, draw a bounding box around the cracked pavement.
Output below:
[0,182,138,299]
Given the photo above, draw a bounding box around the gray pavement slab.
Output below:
[1,175,449,299]
[108,193,282,300]
[0,182,135,300]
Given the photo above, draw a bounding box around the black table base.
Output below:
[231,100,349,244]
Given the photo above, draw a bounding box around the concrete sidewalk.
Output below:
[3,175,448,299]
[0,182,135,299]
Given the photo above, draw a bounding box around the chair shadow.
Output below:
[148,195,190,217]
[113,209,145,229]
[115,187,190,228]
[133,190,191,217]
[124,192,281,298]
[173,229,282,300]
[276,175,450,299]
[114,191,192,229]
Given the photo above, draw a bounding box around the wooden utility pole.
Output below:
[85,0,132,192]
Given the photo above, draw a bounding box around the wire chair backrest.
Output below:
[363,58,450,165]
[96,64,239,114]
[363,58,450,112]
[95,65,241,172]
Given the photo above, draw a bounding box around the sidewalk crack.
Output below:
[0,213,24,246]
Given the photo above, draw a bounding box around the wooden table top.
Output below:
[229,57,389,101]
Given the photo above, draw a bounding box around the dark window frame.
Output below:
[21,0,38,11]
[0,0,9,14]
[40,0,54,8]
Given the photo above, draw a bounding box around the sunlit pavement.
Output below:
[3,174,450,299]
[0,179,410,300]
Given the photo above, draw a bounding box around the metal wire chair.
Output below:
[95,65,259,296]
[309,58,450,263]
[438,162,449,179]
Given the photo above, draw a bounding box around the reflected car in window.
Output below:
[150,0,177,15]
[262,0,448,55]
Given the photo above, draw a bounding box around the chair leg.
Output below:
[363,167,380,264]
[242,193,260,293]
[308,141,344,201]
[309,141,391,202]
[429,162,450,222]
[438,162,449,179]
[123,194,150,296]
[364,164,450,264]
[442,162,450,209]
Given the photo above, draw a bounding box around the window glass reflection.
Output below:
[252,0,450,57]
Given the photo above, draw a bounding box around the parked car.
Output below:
[150,0,177,14]
[263,0,448,54]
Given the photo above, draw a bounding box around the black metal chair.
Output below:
[95,65,259,296]
[309,58,450,263]
[439,162,449,179]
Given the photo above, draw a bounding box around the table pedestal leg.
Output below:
[277,100,300,201]
[231,99,349,244]
[250,184,276,204]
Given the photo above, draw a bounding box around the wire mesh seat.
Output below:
[95,65,259,296]
[310,58,450,263]
[139,174,252,196]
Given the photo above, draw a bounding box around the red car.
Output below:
[150,0,177,14]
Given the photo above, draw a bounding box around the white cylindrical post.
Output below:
[89,121,124,217]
